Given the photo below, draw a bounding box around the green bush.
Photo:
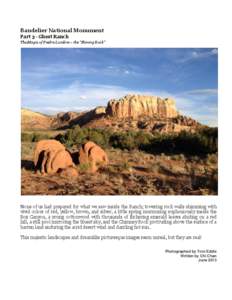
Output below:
[31,133,50,142]
[110,132,136,150]
[21,132,33,142]
[109,131,153,151]
[56,125,112,148]
[55,125,218,156]
[78,162,92,172]
[21,132,51,142]
[141,128,218,156]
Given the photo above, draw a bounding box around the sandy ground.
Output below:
[21,142,218,196]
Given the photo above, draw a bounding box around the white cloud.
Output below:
[176,89,218,101]
[179,89,217,95]
[211,49,218,55]
[177,49,218,63]
[22,63,139,87]
[22,82,218,126]
[191,49,217,59]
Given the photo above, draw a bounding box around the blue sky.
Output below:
[21,48,218,126]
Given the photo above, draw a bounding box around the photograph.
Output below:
[21,48,218,195]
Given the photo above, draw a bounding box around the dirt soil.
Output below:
[21,142,218,196]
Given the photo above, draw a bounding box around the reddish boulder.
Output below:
[46,149,74,174]
[34,139,65,171]
[79,141,108,172]
[79,141,97,165]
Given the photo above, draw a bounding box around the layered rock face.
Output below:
[106,94,178,119]
[22,95,202,134]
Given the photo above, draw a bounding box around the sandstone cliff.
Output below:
[106,94,178,119]
[21,95,202,133]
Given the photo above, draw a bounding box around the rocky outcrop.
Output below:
[172,115,200,127]
[136,115,201,133]
[44,149,74,175]
[54,111,81,129]
[22,95,202,134]
[33,140,75,175]
[106,94,178,119]
[33,139,109,176]
[94,106,106,115]
[79,141,109,172]
[33,140,65,172]
[57,111,80,123]
[56,106,107,129]
[152,122,194,133]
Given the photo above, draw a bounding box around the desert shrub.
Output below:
[109,131,153,151]
[206,153,218,164]
[21,142,34,158]
[55,125,218,156]
[63,126,86,147]
[31,133,50,142]
[136,131,153,146]
[87,129,110,147]
[174,129,217,155]
[147,163,161,173]
[110,131,136,150]
[56,125,112,148]
[78,162,92,173]
[55,133,66,145]
[121,161,131,171]
[21,132,51,142]
[21,132,33,142]
[172,154,185,161]
[141,128,218,156]
[140,133,176,153]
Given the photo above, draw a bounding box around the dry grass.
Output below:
[21,142,218,196]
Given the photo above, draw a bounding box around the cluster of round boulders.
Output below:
[33,139,108,177]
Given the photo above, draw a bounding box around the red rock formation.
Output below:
[34,140,65,172]
[46,149,74,174]
[38,148,74,175]
[106,94,178,119]
[79,141,108,172]
[78,141,96,165]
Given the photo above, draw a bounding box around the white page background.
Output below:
[0,0,231,299]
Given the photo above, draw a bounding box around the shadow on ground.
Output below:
[21,160,34,170]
